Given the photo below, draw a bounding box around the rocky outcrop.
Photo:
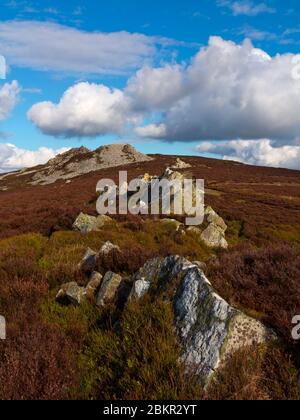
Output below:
[200,206,228,249]
[128,256,274,384]
[56,282,86,306]
[171,158,192,170]
[31,144,153,185]
[96,272,123,307]
[73,213,113,233]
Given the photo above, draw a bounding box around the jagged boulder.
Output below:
[79,248,97,274]
[201,224,228,249]
[128,256,274,384]
[86,271,103,300]
[73,213,113,233]
[56,282,86,306]
[96,272,123,307]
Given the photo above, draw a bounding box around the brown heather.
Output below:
[0,154,299,399]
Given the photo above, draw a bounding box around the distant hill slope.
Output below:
[0,148,299,242]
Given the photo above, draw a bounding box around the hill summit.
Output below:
[1,144,153,187]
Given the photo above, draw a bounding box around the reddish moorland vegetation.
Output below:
[0,154,299,400]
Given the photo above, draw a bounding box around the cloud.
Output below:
[28,36,300,161]
[0,20,173,75]
[0,143,69,172]
[134,37,300,146]
[28,82,135,137]
[196,139,300,170]
[218,1,276,16]
[0,80,20,120]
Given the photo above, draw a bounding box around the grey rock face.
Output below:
[80,248,97,274]
[56,282,86,306]
[96,272,123,307]
[128,256,274,384]
[128,279,151,302]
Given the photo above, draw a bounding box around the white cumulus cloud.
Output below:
[196,139,300,170]
[135,37,300,146]
[0,80,20,120]
[28,82,134,137]
[0,143,69,173]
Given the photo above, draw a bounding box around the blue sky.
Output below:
[1,0,300,171]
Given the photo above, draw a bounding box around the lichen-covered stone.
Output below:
[73,213,98,233]
[204,206,227,232]
[56,282,86,306]
[96,272,122,307]
[201,224,228,249]
[73,213,113,233]
[128,256,274,385]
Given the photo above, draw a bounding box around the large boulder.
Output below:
[201,224,228,249]
[96,272,123,307]
[73,213,113,233]
[56,282,86,306]
[128,256,274,385]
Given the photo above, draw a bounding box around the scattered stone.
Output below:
[201,224,228,249]
[56,282,86,306]
[172,158,192,170]
[96,272,123,307]
[80,248,97,274]
[85,271,103,300]
[99,241,121,256]
[73,213,97,233]
[73,213,113,233]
